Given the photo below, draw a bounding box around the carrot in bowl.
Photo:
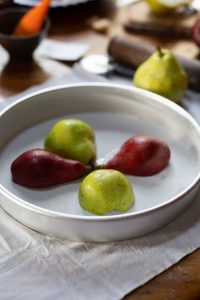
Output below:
[13,0,50,36]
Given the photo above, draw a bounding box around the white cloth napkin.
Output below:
[0,66,200,300]
[0,190,200,300]
[35,39,89,61]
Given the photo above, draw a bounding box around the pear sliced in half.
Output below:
[44,119,96,165]
[79,170,135,216]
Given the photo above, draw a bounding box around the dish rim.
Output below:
[0,82,200,221]
[13,0,92,8]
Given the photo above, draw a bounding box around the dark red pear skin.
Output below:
[192,16,200,48]
[106,135,170,176]
[11,149,89,188]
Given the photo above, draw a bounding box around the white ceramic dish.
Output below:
[14,0,93,8]
[0,83,199,242]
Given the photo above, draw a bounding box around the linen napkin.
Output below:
[0,190,199,300]
[35,39,89,62]
[0,66,200,300]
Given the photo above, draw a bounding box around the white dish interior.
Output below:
[0,84,199,219]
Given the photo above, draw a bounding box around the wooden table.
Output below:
[0,0,200,298]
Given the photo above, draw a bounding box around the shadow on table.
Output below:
[0,59,51,98]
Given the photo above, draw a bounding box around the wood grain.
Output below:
[125,249,200,300]
[0,47,71,101]
[125,1,200,37]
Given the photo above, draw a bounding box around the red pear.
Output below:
[106,135,170,176]
[11,149,90,188]
[192,15,200,48]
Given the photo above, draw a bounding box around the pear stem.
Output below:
[95,164,106,170]
[86,159,105,173]
[157,46,164,58]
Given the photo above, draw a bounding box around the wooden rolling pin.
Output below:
[108,36,200,92]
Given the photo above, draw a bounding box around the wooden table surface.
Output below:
[0,0,200,298]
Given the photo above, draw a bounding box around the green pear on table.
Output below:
[145,0,188,15]
[79,169,135,215]
[133,48,188,103]
[44,119,96,165]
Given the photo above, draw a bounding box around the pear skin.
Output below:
[11,149,89,188]
[45,119,96,165]
[145,0,174,15]
[145,0,188,15]
[106,135,170,176]
[79,169,135,215]
[133,48,188,103]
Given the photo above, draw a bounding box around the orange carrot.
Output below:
[13,0,51,36]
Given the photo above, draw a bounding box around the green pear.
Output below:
[79,169,135,215]
[133,48,188,103]
[145,0,188,15]
[44,119,96,165]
